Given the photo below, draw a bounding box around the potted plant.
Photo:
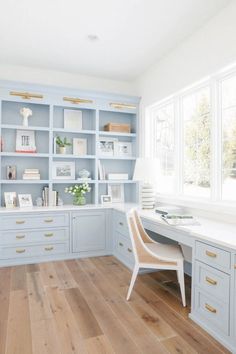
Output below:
[56,136,71,154]
[65,183,91,205]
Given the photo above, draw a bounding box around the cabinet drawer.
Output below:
[115,231,134,265]
[194,288,229,335]
[113,211,129,238]
[0,228,69,245]
[195,241,230,271]
[0,213,69,230]
[0,242,69,259]
[195,261,230,303]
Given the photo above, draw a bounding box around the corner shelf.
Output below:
[53,128,96,135]
[53,154,96,159]
[98,131,136,138]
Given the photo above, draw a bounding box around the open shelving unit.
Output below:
[0,85,139,206]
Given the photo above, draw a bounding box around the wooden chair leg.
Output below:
[177,268,186,307]
[126,265,139,301]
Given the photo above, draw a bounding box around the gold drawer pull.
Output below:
[119,222,124,226]
[16,249,26,254]
[206,277,217,285]
[206,250,217,258]
[63,97,93,105]
[45,246,54,251]
[16,235,25,239]
[10,91,43,100]
[44,219,53,223]
[205,303,217,313]
[127,248,132,253]
[119,242,124,247]
[44,233,54,237]
[16,220,25,224]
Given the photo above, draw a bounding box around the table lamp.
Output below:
[133,158,157,209]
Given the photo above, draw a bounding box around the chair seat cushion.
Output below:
[145,243,184,262]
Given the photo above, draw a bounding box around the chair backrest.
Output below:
[133,209,154,244]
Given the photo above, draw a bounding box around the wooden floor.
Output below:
[0,256,230,354]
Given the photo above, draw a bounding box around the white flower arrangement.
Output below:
[65,183,91,197]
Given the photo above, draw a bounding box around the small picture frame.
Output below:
[16,130,36,153]
[108,184,124,203]
[18,194,33,208]
[52,161,75,180]
[115,142,132,157]
[73,138,87,156]
[4,192,17,209]
[98,138,118,156]
[101,195,112,205]
[64,109,82,131]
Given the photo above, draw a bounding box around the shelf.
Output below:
[52,180,96,184]
[0,180,49,184]
[98,156,136,160]
[1,124,49,131]
[98,180,137,184]
[0,152,49,158]
[53,154,96,159]
[99,131,136,138]
[53,128,96,135]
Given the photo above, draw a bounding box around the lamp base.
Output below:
[141,183,155,209]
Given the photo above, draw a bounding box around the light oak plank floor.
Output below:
[0,256,230,354]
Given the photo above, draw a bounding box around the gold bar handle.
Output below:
[16,220,25,224]
[16,235,26,239]
[45,246,54,251]
[206,250,217,258]
[205,303,217,313]
[16,249,26,254]
[63,97,93,104]
[127,248,132,253]
[119,242,124,247]
[110,102,136,110]
[44,233,54,237]
[206,276,217,285]
[10,91,43,100]
[44,219,53,223]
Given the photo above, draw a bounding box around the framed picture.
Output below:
[73,138,87,156]
[4,192,17,208]
[18,194,33,207]
[16,130,36,153]
[64,109,82,130]
[101,195,112,205]
[108,184,124,203]
[98,138,118,156]
[115,142,132,157]
[52,161,75,179]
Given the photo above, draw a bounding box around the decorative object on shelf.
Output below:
[98,137,118,156]
[64,109,82,130]
[57,197,63,206]
[78,169,91,180]
[23,168,40,180]
[73,138,87,156]
[108,173,128,180]
[133,158,157,209]
[20,107,32,127]
[16,130,36,153]
[52,161,75,180]
[18,194,33,207]
[56,136,72,154]
[108,183,124,203]
[101,195,112,205]
[98,160,105,180]
[115,142,132,157]
[4,192,17,208]
[6,165,16,180]
[35,197,43,207]
[104,123,131,133]
[65,183,91,205]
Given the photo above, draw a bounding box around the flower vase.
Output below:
[73,195,86,205]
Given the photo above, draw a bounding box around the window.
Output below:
[146,66,236,205]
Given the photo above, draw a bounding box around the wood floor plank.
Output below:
[0,267,11,354]
[11,265,26,291]
[6,290,32,354]
[26,264,40,273]
[30,319,62,354]
[39,262,59,287]
[54,261,77,289]
[85,335,115,354]
[161,335,198,354]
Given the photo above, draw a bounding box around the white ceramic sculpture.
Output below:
[20,107,32,127]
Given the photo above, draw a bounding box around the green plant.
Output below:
[56,136,72,148]
[65,183,91,197]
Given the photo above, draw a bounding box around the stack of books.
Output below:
[42,186,49,206]
[51,190,59,206]
[23,169,40,180]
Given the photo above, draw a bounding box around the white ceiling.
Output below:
[0,0,231,81]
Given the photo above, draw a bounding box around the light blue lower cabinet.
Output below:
[234,255,236,348]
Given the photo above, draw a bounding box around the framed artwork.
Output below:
[115,142,132,157]
[18,194,33,207]
[52,161,75,179]
[108,184,124,203]
[16,130,36,153]
[73,138,87,156]
[64,109,82,130]
[4,192,17,209]
[101,195,112,205]
[98,138,118,156]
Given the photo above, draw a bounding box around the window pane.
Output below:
[183,87,211,197]
[221,76,236,201]
[152,102,175,194]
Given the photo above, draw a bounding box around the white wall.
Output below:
[0,63,137,96]
[136,0,236,108]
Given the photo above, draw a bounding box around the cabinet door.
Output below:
[72,211,106,253]
[234,255,236,341]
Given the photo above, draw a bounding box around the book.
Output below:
[108,173,128,180]
[23,175,40,180]
[24,169,39,174]
[161,214,199,226]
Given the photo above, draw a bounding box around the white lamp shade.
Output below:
[133,158,158,183]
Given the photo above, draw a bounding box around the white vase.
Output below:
[59,146,66,154]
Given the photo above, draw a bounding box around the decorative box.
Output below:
[104,123,131,133]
